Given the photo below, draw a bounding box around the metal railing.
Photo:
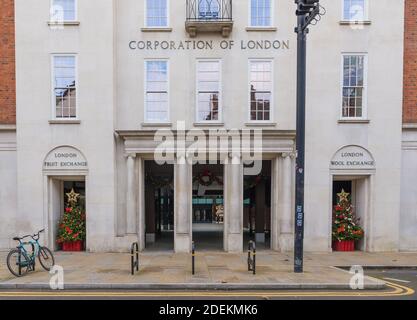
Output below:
[247,241,256,275]
[131,242,139,275]
[186,0,232,22]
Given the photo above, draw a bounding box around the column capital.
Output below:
[125,153,137,159]
[282,152,296,159]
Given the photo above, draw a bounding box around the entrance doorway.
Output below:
[49,178,86,251]
[192,164,224,251]
[243,160,272,249]
[144,161,174,251]
[332,177,370,251]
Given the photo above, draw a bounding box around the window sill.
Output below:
[246,27,277,32]
[141,27,173,32]
[338,119,370,124]
[49,119,81,124]
[141,122,172,128]
[193,122,225,127]
[339,20,371,26]
[245,122,277,127]
[0,124,16,131]
[47,21,80,26]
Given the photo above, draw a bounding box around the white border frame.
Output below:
[247,58,275,123]
[195,58,223,124]
[248,0,275,27]
[340,53,368,121]
[144,0,170,28]
[340,0,369,22]
[50,0,78,22]
[144,59,171,124]
[51,54,79,120]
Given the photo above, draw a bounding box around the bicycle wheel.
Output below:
[38,246,55,271]
[6,249,29,277]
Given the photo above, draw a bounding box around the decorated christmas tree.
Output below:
[57,189,86,246]
[332,189,364,243]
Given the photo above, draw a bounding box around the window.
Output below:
[53,55,77,119]
[197,60,221,122]
[51,0,76,21]
[145,61,169,122]
[342,54,366,118]
[198,0,220,20]
[146,0,168,27]
[343,0,367,21]
[250,0,272,27]
[249,60,272,121]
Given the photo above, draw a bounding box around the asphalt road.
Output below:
[0,268,415,301]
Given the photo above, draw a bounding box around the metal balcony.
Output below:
[186,0,233,37]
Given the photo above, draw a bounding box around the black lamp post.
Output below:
[294,0,322,273]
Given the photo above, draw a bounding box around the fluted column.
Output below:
[126,154,137,234]
[224,154,243,252]
[137,157,145,250]
[174,154,192,253]
[279,152,294,251]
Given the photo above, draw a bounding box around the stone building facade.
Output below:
[0,0,415,253]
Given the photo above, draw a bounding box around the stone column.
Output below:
[271,157,280,251]
[137,157,145,251]
[255,180,266,243]
[224,154,243,252]
[174,155,192,253]
[279,153,294,251]
[126,154,137,234]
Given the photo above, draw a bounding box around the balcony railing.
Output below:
[186,0,233,37]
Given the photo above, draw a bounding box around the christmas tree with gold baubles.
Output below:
[57,189,86,250]
[332,189,364,249]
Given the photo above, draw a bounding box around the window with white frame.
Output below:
[51,0,76,22]
[145,60,169,122]
[250,60,272,121]
[250,0,272,27]
[343,0,367,21]
[53,55,77,119]
[197,60,221,122]
[342,54,366,118]
[146,0,168,27]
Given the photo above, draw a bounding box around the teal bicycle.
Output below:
[6,229,55,277]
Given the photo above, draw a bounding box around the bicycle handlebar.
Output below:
[13,229,45,242]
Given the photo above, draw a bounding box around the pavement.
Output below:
[1,250,416,291]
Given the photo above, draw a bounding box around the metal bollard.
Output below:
[248,240,256,275]
[192,241,195,275]
[131,242,139,275]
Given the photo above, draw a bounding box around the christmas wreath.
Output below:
[194,170,223,186]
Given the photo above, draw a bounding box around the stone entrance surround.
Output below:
[117,130,296,253]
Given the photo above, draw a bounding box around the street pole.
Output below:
[294,14,307,274]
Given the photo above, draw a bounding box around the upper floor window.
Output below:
[146,0,168,27]
[250,0,272,27]
[249,60,272,121]
[196,60,221,122]
[145,60,169,122]
[343,0,367,21]
[342,54,367,119]
[53,55,77,119]
[51,0,76,22]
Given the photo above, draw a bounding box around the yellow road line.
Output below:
[0,281,413,298]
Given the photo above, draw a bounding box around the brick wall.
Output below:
[0,0,16,125]
[404,0,417,123]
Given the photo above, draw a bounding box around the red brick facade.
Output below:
[404,0,417,123]
[0,0,16,125]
